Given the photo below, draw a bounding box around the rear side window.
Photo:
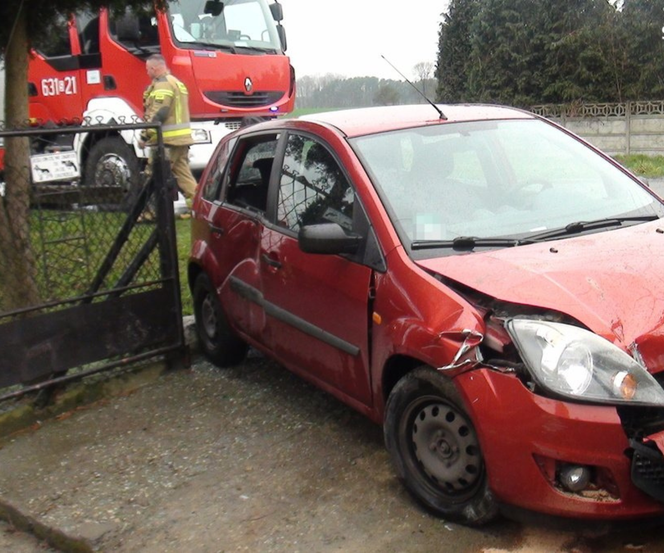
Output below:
[277,134,355,232]
[224,135,279,212]
[201,137,236,202]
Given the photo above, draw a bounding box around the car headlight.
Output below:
[191,129,211,144]
[506,319,664,406]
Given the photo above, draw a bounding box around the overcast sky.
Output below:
[282,1,450,80]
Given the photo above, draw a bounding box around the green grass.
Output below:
[19,209,195,318]
[175,218,193,316]
[614,155,664,178]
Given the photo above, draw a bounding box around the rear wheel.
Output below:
[83,136,140,210]
[384,366,498,526]
[193,273,248,367]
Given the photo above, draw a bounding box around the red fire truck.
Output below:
[5,0,295,193]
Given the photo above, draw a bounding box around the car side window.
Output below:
[224,135,278,212]
[199,137,235,202]
[278,134,355,233]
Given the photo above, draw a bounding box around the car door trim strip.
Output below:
[230,277,361,357]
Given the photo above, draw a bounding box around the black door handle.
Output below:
[261,253,282,269]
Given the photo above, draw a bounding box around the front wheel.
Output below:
[83,136,140,210]
[193,273,248,367]
[384,367,498,526]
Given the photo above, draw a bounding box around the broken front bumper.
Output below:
[456,368,664,519]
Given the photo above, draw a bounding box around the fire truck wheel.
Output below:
[84,136,140,210]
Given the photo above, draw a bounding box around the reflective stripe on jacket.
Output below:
[143,73,194,147]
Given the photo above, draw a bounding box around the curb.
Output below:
[0,499,94,553]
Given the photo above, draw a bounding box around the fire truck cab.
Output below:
[25,0,295,192]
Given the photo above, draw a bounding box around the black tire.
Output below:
[83,136,140,210]
[193,273,248,367]
[384,366,498,526]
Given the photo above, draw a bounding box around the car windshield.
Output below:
[352,119,664,255]
[167,0,281,52]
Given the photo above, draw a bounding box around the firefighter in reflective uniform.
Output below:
[138,54,198,200]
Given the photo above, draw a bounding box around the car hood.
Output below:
[416,222,664,363]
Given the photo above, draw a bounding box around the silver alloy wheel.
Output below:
[201,293,218,340]
[411,402,481,494]
[94,153,131,189]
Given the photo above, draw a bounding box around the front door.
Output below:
[260,133,373,406]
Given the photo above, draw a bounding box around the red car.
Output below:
[189,104,664,525]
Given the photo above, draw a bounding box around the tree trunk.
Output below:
[0,4,42,313]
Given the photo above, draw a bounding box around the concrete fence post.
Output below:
[626,101,631,156]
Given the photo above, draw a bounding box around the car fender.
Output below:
[189,239,221,291]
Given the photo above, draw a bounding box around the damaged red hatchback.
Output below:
[188,104,664,525]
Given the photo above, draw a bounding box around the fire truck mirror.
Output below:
[270,2,284,22]
[204,1,224,17]
[277,24,287,51]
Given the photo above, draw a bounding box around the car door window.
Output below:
[278,134,355,232]
[201,137,236,202]
[224,135,278,212]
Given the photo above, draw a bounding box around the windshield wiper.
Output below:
[523,215,660,243]
[411,236,522,251]
[183,41,237,53]
[233,45,275,55]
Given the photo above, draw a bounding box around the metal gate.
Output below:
[0,121,186,402]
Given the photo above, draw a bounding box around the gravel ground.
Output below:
[1,352,664,552]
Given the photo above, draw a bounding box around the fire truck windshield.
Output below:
[168,0,282,53]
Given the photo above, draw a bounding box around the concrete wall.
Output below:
[532,101,664,157]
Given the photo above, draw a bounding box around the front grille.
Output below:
[631,439,664,502]
[224,121,242,131]
[204,91,284,108]
[618,405,664,441]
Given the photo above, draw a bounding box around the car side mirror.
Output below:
[298,223,362,255]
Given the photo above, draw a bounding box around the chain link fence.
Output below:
[0,120,185,401]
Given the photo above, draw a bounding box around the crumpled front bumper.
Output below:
[631,436,664,502]
[456,368,664,519]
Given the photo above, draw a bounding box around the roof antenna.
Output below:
[381,54,447,120]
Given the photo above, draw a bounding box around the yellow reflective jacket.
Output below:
[142,73,194,147]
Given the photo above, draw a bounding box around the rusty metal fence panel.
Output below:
[0,121,185,401]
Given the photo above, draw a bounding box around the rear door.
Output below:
[259,132,374,406]
[196,132,279,345]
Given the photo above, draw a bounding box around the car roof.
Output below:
[293,104,536,138]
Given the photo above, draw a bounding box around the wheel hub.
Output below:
[430,430,455,461]
[201,294,218,339]
[95,153,130,189]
